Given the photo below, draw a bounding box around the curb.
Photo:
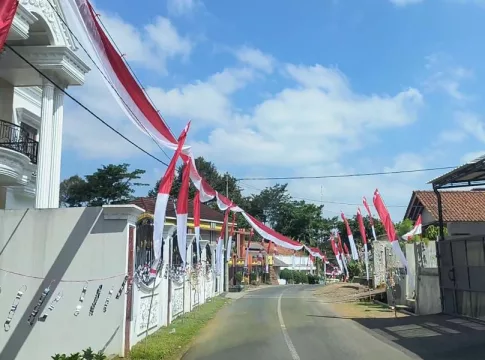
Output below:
[373,299,417,316]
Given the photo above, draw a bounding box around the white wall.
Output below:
[0,205,141,360]
[276,255,315,271]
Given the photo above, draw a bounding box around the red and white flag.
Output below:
[341,212,359,260]
[151,123,190,276]
[0,0,18,51]
[63,0,182,151]
[373,189,409,270]
[402,214,422,241]
[176,161,191,266]
[363,196,377,242]
[330,235,344,274]
[357,207,369,281]
[216,210,229,275]
[226,213,236,261]
[244,229,254,267]
[193,191,201,262]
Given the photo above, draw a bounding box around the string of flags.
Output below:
[1,272,129,332]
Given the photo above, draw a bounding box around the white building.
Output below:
[0,1,89,209]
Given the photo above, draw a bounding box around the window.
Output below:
[20,122,37,141]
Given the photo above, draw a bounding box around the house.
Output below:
[0,1,90,210]
[404,190,485,237]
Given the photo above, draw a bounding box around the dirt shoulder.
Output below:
[315,283,407,319]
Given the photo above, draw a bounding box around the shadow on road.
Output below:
[343,314,485,360]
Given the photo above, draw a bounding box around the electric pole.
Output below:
[224,174,230,292]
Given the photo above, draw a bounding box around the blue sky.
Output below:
[61,0,485,220]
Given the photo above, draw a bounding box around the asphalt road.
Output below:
[182,285,418,360]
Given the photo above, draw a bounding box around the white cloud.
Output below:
[389,0,424,6]
[235,46,275,73]
[457,111,485,144]
[98,12,192,72]
[192,64,422,168]
[423,53,474,101]
[146,67,255,127]
[167,0,201,16]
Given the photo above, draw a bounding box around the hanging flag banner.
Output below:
[151,123,190,276]
[336,232,349,278]
[373,189,409,271]
[244,229,254,267]
[341,212,359,260]
[176,161,191,266]
[402,214,422,241]
[0,0,18,51]
[193,192,201,262]
[226,213,236,261]
[330,236,344,275]
[357,207,370,282]
[363,196,378,242]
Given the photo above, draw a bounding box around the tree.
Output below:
[243,184,292,227]
[59,175,87,207]
[60,163,147,207]
[273,200,325,245]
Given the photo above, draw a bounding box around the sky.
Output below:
[60,0,485,221]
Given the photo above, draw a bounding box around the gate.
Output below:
[437,236,485,320]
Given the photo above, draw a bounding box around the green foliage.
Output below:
[396,218,414,237]
[279,269,310,284]
[51,348,106,360]
[234,271,243,284]
[424,224,448,240]
[128,297,228,360]
[60,164,147,207]
[346,260,362,279]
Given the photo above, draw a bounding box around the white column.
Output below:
[49,88,64,208]
[35,80,55,209]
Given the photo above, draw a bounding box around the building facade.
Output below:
[0,1,89,209]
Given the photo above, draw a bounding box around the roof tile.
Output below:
[414,190,485,222]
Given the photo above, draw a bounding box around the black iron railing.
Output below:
[0,119,39,164]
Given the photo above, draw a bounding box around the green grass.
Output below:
[124,296,229,360]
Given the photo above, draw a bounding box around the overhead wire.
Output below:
[236,166,457,181]
[4,44,168,166]
[45,0,172,161]
[239,181,407,208]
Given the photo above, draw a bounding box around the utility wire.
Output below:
[239,181,407,208]
[236,166,457,181]
[45,0,171,161]
[4,44,168,166]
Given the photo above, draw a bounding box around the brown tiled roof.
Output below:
[408,190,485,222]
[131,197,224,222]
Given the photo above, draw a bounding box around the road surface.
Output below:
[182,285,419,360]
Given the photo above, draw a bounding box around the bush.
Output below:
[308,274,318,284]
[234,271,243,284]
[52,348,106,360]
[347,260,362,279]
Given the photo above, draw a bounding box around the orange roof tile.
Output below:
[406,190,485,222]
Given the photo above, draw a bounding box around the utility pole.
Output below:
[224,174,230,292]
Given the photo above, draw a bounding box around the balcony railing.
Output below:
[0,119,38,164]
